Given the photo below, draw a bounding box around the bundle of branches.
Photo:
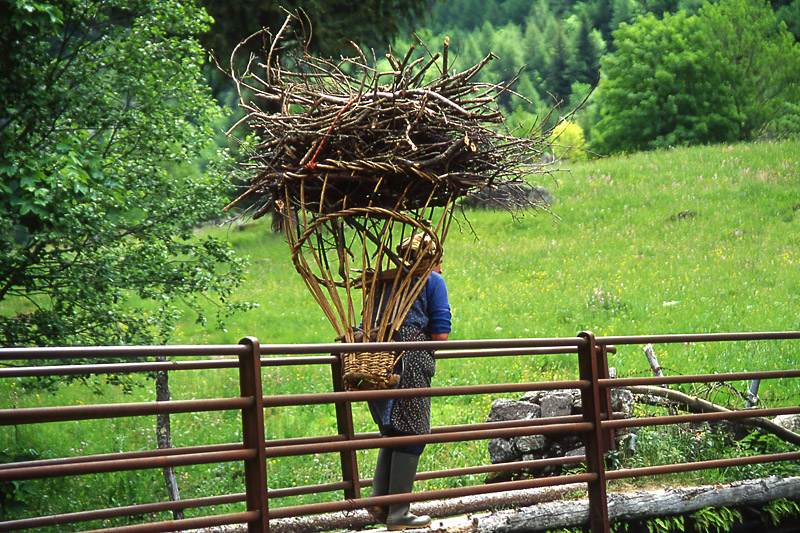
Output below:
[222,16,557,219]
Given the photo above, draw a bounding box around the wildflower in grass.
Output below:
[586,287,626,313]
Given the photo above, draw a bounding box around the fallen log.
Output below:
[477,476,800,532]
[266,484,582,533]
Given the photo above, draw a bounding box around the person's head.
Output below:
[397,233,440,271]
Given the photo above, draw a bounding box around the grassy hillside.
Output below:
[2,140,798,526]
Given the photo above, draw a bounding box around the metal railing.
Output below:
[1,331,799,532]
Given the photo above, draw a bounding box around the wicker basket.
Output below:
[341,350,401,391]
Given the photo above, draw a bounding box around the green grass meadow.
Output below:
[2,140,799,527]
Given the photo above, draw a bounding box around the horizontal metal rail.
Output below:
[0,449,256,482]
[417,455,586,481]
[261,379,591,407]
[80,511,261,533]
[0,443,244,474]
[0,336,587,361]
[0,349,591,380]
[606,450,800,480]
[265,421,595,458]
[0,359,240,377]
[0,397,252,426]
[602,369,800,388]
[0,345,589,378]
[0,344,249,361]
[0,494,246,532]
[603,405,800,430]
[266,455,588,500]
[598,331,800,346]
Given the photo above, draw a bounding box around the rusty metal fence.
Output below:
[1,331,799,533]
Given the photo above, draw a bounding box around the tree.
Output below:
[698,0,800,140]
[569,10,604,87]
[200,0,435,64]
[610,0,643,32]
[773,0,800,41]
[590,11,736,153]
[591,0,800,154]
[543,20,575,103]
[523,14,549,76]
[0,0,250,349]
[549,119,589,161]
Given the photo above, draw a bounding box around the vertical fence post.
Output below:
[331,351,362,499]
[746,379,761,408]
[578,331,610,533]
[598,344,615,453]
[239,336,268,532]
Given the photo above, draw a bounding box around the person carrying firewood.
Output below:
[366,234,451,530]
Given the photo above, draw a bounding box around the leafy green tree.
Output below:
[590,11,738,152]
[773,0,800,40]
[0,0,249,348]
[592,0,800,153]
[482,22,527,108]
[610,0,643,32]
[521,0,558,94]
[549,119,589,161]
[698,0,800,140]
[429,0,485,32]
[569,81,601,139]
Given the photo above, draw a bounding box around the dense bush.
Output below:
[591,0,800,154]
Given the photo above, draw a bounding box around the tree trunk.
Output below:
[155,355,184,520]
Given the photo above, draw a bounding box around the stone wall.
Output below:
[485,388,634,480]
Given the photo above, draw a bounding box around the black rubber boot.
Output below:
[386,451,431,530]
[366,448,392,523]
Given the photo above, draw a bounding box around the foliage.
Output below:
[0,449,38,521]
[590,11,738,153]
[697,0,800,140]
[199,0,435,91]
[421,0,799,149]
[0,0,250,349]
[737,431,800,478]
[690,506,743,532]
[591,0,800,154]
[549,119,588,161]
[760,498,800,526]
[775,0,800,39]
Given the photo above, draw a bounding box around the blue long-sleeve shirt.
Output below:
[400,271,451,335]
[423,271,451,334]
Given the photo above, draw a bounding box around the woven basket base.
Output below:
[341,351,398,391]
[342,370,400,391]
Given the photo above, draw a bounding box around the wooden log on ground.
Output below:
[266,484,582,533]
[477,476,800,532]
